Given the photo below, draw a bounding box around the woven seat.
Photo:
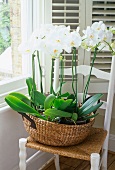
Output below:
[26,128,107,161]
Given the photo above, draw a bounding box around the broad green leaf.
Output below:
[54,99,73,110]
[57,92,70,99]
[26,77,37,96]
[44,108,72,119]
[80,102,103,116]
[5,95,46,120]
[79,93,103,113]
[44,94,56,110]
[9,92,31,105]
[71,113,78,121]
[32,91,46,106]
[82,113,99,120]
[67,94,75,100]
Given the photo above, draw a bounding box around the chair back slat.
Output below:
[64,65,110,80]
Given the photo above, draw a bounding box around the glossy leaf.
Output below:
[67,94,75,100]
[79,93,103,113]
[44,108,72,119]
[80,102,103,116]
[57,92,70,99]
[9,92,31,105]
[26,77,37,96]
[44,94,56,110]
[5,95,46,120]
[82,113,99,120]
[71,113,78,121]
[54,99,73,110]
[31,91,46,106]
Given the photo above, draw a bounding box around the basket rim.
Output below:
[28,113,95,128]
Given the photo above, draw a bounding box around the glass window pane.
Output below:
[0,0,22,81]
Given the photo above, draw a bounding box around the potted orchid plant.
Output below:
[5,21,115,125]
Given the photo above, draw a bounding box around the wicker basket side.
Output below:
[23,115,95,146]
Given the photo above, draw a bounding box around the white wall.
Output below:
[0,108,52,170]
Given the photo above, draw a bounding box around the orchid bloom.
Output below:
[64,28,82,53]
[18,41,34,55]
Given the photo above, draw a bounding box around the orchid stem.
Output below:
[72,49,76,96]
[83,47,98,103]
[32,53,35,84]
[37,51,43,94]
[73,47,78,111]
[50,58,54,94]
[60,56,64,96]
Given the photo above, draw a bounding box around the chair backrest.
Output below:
[53,56,115,136]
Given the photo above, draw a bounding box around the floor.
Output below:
[42,152,115,170]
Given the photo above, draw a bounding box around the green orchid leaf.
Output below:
[71,113,78,121]
[44,108,72,119]
[80,102,103,116]
[44,94,56,110]
[26,77,37,96]
[57,92,70,99]
[9,92,31,106]
[54,99,73,111]
[5,95,46,120]
[31,91,46,106]
[79,93,103,113]
[67,94,75,100]
[82,113,99,120]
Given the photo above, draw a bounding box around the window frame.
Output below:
[0,0,33,108]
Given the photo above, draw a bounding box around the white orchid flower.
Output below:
[18,41,34,55]
[47,42,63,58]
[101,30,113,43]
[64,31,82,53]
[39,24,54,39]
[91,21,106,32]
[82,26,99,49]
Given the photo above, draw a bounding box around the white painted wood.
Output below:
[53,58,60,92]
[90,153,100,170]
[26,151,42,166]
[64,65,110,80]
[54,154,60,170]
[19,138,27,170]
[44,0,52,93]
[101,56,115,169]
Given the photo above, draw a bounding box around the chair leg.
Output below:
[19,138,27,170]
[54,154,60,170]
[90,153,100,170]
[101,149,108,170]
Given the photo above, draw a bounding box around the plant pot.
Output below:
[21,113,95,146]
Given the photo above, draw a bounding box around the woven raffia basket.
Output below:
[22,113,95,146]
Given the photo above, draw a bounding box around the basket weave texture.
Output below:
[23,114,95,146]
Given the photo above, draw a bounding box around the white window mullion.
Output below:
[44,0,52,93]
[21,0,33,77]
[78,0,86,92]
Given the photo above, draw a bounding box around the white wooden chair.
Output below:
[19,56,115,170]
